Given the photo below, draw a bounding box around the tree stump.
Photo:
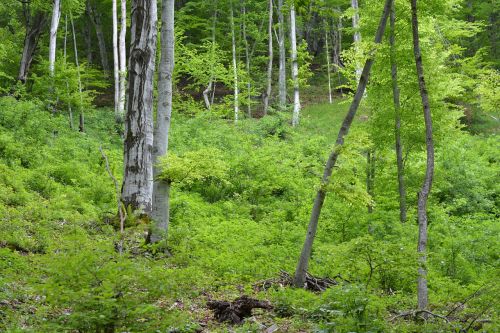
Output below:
[207,295,272,324]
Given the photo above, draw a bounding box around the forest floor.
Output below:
[0,96,498,332]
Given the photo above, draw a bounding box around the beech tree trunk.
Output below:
[112,0,121,121]
[290,5,300,127]
[48,0,61,76]
[230,1,239,123]
[18,12,47,83]
[389,2,407,223]
[263,0,273,115]
[411,0,435,312]
[203,3,217,111]
[324,21,333,104]
[87,0,111,74]
[119,0,127,120]
[242,1,251,118]
[293,0,393,288]
[277,0,286,109]
[121,0,158,214]
[63,15,74,130]
[351,0,362,81]
[150,0,175,244]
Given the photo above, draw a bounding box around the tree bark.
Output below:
[411,0,434,312]
[389,2,407,223]
[290,4,300,127]
[277,0,286,109]
[83,21,93,64]
[366,150,375,213]
[150,0,175,244]
[241,0,251,118]
[87,0,111,74]
[119,0,127,121]
[324,20,333,104]
[48,0,61,76]
[121,0,158,214]
[230,1,239,123]
[18,12,47,83]
[203,2,217,111]
[263,0,273,115]
[293,0,393,288]
[351,0,362,81]
[63,15,74,130]
[70,14,85,132]
[112,0,121,121]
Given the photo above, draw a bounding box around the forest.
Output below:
[0,0,498,331]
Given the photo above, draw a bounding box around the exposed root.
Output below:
[207,295,272,324]
[254,270,342,292]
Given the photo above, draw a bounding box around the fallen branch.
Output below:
[207,295,272,324]
[254,270,341,292]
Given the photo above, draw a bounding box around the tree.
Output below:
[18,9,47,83]
[230,0,239,122]
[151,0,175,244]
[49,0,61,76]
[293,0,393,288]
[351,0,362,81]
[263,0,273,115]
[411,0,435,311]
[290,3,300,126]
[121,0,158,214]
[118,0,127,121]
[112,0,120,121]
[277,0,287,109]
[87,0,111,74]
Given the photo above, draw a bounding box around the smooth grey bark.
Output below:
[366,150,375,213]
[87,0,111,74]
[112,0,121,121]
[121,0,158,214]
[203,2,217,110]
[70,14,85,132]
[351,0,362,81]
[118,0,127,120]
[389,2,407,223]
[293,0,393,288]
[18,11,47,83]
[277,0,287,109]
[150,0,175,244]
[48,0,61,76]
[230,1,239,122]
[241,0,251,118]
[324,20,333,104]
[290,4,300,126]
[63,15,74,130]
[263,0,273,115]
[411,0,434,312]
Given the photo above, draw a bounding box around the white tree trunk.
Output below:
[48,0,61,76]
[290,5,300,127]
[277,0,286,109]
[121,0,158,214]
[325,21,333,104]
[351,0,362,81]
[112,0,121,121]
[203,4,218,111]
[119,0,127,119]
[263,0,273,115]
[230,2,239,123]
[151,0,175,244]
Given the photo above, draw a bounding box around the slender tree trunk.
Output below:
[203,3,217,111]
[351,0,362,81]
[112,0,121,121]
[290,4,300,126]
[18,12,47,83]
[324,20,333,104]
[49,0,61,76]
[411,0,434,312]
[263,0,273,115]
[83,21,93,64]
[230,1,239,123]
[366,150,375,213]
[119,0,127,121]
[389,2,407,223]
[293,0,393,288]
[277,0,287,109]
[121,0,158,214]
[87,0,111,74]
[242,0,251,117]
[63,15,74,130]
[70,14,85,132]
[151,0,175,244]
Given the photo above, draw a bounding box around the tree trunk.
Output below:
[150,0,175,244]
[48,0,61,76]
[351,0,362,81]
[121,0,158,214]
[389,2,407,223]
[119,0,127,121]
[411,0,434,312]
[277,0,286,109]
[70,14,85,132]
[263,0,273,115]
[366,150,375,213]
[63,15,74,130]
[112,0,121,121]
[290,4,300,127]
[83,21,93,64]
[203,3,217,111]
[18,12,47,83]
[293,0,393,288]
[230,1,239,123]
[241,1,251,118]
[87,0,111,74]
[324,20,333,104]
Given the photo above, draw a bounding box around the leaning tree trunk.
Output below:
[48,0,61,76]
[277,0,287,109]
[112,0,121,121]
[389,2,407,223]
[121,0,158,214]
[411,0,434,312]
[119,0,127,120]
[87,1,111,74]
[18,12,47,83]
[230,1,239,123]
[351,0,362,81]
[150,0,175,244]
[293,0,393,288]
[263,0,273,115]
[290,4,300,127]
